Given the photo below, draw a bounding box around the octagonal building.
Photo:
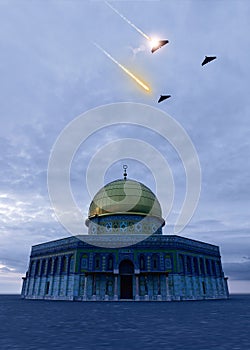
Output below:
[21,177,229,301]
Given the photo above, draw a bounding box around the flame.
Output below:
[149,37,160,50]
[94,43,150,92]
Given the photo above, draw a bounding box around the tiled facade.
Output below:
[21,234,229,301]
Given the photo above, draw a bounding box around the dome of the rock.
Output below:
[88,179,162,219]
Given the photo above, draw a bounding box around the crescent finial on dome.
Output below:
[123,164,128,180]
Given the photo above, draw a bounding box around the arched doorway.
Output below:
[119,260,134,299]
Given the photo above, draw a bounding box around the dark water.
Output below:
[0,295,249,350]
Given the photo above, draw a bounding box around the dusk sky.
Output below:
[0,0,249,294]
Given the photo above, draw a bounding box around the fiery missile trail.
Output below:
[94,42,150,92]
[105,1,151,41]
[105,2,169,53]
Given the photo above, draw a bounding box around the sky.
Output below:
[0,0,250,294]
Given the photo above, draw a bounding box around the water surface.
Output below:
[0,294,249,349]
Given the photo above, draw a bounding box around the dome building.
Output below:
[86,178,165,236]
[21,171,229,301]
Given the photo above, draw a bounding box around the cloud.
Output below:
[224,261,250,281]
[0,0,250,293]
[130,44,146,58]
[0,266,14,273]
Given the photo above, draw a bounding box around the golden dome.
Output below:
[88,179,162,219]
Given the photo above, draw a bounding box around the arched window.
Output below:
[81,255,88,269]
[108,255,113,270]
[193,257,199,275]
[202,281,206,294]
[179,255,185,273]
[45,281,50,295]
[61,256,67,273]
[200,258,205,275]
[186,256,192,274]
[54,257,58,275]
[35,260,40,276]
[211,260,216,276]
[165,256,172,270]
[206,259,211,275]
[95,255,100,269]
[47,258,52,275]
[69,255,74,273]
[140,255,145,270]
[152,254,158,270]
[41,260,46,275]
[119,259,134,274]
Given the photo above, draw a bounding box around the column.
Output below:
[190,257,195,299]
[183,256,188,299]
[165,272,170,301]
[92,274,96,301]
[198,257,204,298]
[135,275,139,301]
[37,259,43,296]
[65,256,70,297]
[114,275,118,301]
[105,276,109,301]
[50,258,56,297]
[82,274,88,301]
[31,260,38,296]
[57,256,62,296]
[224,277,229,298]
[44,259,49,276]
[183,255,187,274]
[24,271,30,297]
[31,271,37,296]
[203,257,208,299]
[207,260,213,298]
[45,259,50,296]
[26,261,33,296]
[157,274,162,301]
[144,275,149,301]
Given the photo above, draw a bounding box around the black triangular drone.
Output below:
[158,56,217,103]
[202,56,217,66]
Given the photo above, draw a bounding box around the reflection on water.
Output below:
[0,295,249,350]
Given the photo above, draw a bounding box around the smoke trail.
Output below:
[94,42,150,92]
[105,1,151,41]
